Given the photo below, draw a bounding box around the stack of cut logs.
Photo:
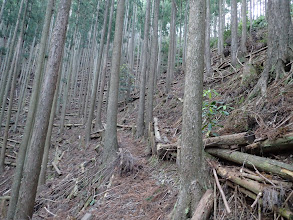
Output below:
[150,118,293,219]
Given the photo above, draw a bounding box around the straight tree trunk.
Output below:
[231,0,238,67]
[95,0,115,129]
[172,0,207,219]
[166,0,177,94]
[59,47,74,133]
[102,0,126,164]
[156,21,163,80]
[182,0,189,70]
[241,0,247,53]
[7,1,55,217]
[13,0,71,218]
[85,0,111,143]
[218,0,224,58]
[126,4,136,103]
[146,0,160,135]
[136,0,151,138]
[250,0,253,36]
[205,0,212,78]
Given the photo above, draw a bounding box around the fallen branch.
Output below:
[0,138,20,144]
[212,168,231,214]
[245,46,268,58]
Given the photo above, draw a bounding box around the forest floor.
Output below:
[1,31,293,219]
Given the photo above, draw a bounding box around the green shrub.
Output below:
[202,89,233,137]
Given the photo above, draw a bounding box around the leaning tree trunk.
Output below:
[38,59,63,186]
[7,1,55,219]
[0,0,25,109]
[231,0,238,67]
[172,0,207,219]
[0,35,23,174]
[102,0,126,164]
[13,0,71,219]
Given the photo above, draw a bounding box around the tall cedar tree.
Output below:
[252,0,293,96]
[13,0,71,218]
[136,0,151,137]
[172,0,208,219]
[103,0,126,164]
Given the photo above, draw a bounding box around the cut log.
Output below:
[53,123,83,127]
[191,189,214,220]
[148,123,156,155]
[117,124,133,129]
[204,132,255,148]
[153,117,163,142]
[206,148,293,181]
[245,132,293,153]
[90,130,105,139]
[157,143,178,158]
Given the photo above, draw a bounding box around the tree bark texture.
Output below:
[146,0,160,134]
[205,0,212,78]
[136,0,151,138]
[172,0,207,219]
[103,0,125,164]
[261,0,293,94]
[204,132,255,147]
[13,0,71,219]
[95,0,115,129]
[7,0,55,218]
[231,0,238,66]
[85,0,111,143]
[241,0,247,53]
[218,0,224,58]
[166,0,177,94]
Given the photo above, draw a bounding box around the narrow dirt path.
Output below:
[90,130,176,220]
